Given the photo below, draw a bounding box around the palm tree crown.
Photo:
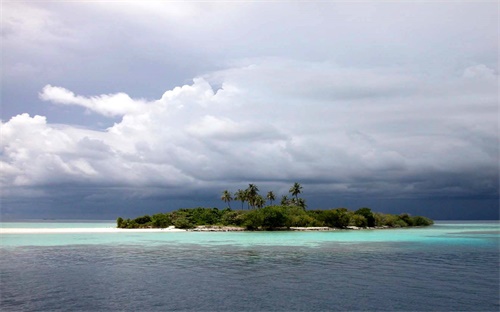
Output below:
[289,182,302,200]
[234,189,246,209]
[266,191,276,206]
[221,182,306,210]
[221,190,233,208]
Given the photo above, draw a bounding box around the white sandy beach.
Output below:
[0,226,390,234]
[0,227,187,234]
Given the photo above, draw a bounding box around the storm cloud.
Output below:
[1,1,498,219]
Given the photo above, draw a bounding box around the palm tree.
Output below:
[234,189,246,209]
[289,182,302,202]
[221,190,232,208]
[280,195,289,206]
[246,184,259,209]
[297,198,307,210]
[244,190,250,209]
[266,191,276,206]
[255,195,266,209]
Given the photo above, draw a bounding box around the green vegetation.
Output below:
[117,206,433,230]
[117,182,434,230]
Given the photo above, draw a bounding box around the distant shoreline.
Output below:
[0,225,408,234]
[187,225,398,232]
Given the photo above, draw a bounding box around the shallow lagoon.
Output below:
[1,220,498,248]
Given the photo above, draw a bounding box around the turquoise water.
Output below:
[1,221,498,311]
[1,221,498,247]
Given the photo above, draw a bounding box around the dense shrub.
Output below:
[261,206,287,229]
[221,210,245,226]
[116,217,124,228]
[134,215,152,225]
[350,214,368,227]
[355,208,375,227]
[399,213,414,226]
[242,209,264,230]
[172,217,193,229]
[242,205,318,229]
[410,215,434,226]
[378,214,400,227]
[316,208,351,228]
[286,213,318,227]
[151,213,172,228]
[393,219,408,227]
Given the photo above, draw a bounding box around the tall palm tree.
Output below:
[289,182,302,202]
[246,184,259,209]
[221,190,233,208]
[266,191,276,206]
[234,189,246,210]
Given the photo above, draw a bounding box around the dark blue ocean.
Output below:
[1,221,498,311]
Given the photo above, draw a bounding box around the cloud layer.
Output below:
[1,2,498,218]
[2,61,498,206]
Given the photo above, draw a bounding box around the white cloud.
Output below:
[187,115,285,142]
[1,61,497,202]
[463,64,497,80]
[39,85,145,117]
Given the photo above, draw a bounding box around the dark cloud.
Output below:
[1,2,498,219]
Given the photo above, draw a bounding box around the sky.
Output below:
[1,1,498,220]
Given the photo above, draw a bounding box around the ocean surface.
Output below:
[0,221,498,311]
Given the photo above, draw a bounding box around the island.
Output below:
[117,183,434,231]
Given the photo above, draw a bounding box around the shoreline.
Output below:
[0,225,395,234]
[0,227,187,234]
[189,225,391,232]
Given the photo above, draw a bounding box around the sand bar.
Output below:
[0,227,186,234]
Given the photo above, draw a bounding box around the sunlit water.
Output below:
[1,221,498,311]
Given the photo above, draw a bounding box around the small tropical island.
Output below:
[117,183,434,231]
